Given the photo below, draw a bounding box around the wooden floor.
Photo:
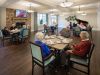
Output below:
[0,31,100,75]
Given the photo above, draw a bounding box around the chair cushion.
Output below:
[70,55,88,66]
[4,36,11,39]
[34,56,55,67]
[44,56,55,66]
[18,35,28,39]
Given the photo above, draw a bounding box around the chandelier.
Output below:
[60,0,73,7]
[27,3,34,13]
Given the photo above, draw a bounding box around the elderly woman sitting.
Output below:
[34,32,51,58]
[66,31,91,57]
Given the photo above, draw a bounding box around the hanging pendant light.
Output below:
[49,9,58,16]
[27,3,34,13]
[76,6,83,13]
[81,12,87,15]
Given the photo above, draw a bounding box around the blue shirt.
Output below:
[35,40,51,58]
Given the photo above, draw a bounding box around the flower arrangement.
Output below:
[66,15,78,24]
[66,15,76,21]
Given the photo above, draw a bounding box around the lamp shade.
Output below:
[27,10,34,13]
[76,11,83,13]
[81,13,87,15]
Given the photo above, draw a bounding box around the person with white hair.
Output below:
[34,32,51,58]
[66,31,91,57]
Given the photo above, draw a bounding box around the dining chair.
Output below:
[68,43,95,75]
[0,30,11,46]
[30,42,55,75]
[87,27,93,41]
[0,30,3,45]
[73,27,81,36]
[60,28,70,38]
[19,28,29,42]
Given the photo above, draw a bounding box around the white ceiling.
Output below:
[0,0,99,14]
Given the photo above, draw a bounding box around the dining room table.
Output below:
[10,29,20,43]
[42,35,73,67]
[42,35,73,50]
[10,29,20,34]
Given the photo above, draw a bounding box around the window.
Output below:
[50,15,58,26]
[37,13,47,26]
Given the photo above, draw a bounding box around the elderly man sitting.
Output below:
[34,32,51,58]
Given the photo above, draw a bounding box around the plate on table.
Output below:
[45,35,50,39]
[57,36,64,40]
[49,35,56,39]
[62,39,72,43]
[62,39,70,43]
[56,40,61,44]
[45,40,55,45]
[50,36,55,39]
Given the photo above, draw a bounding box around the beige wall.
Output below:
[0,7,6,29]
[58,15,69,28]
[97,2,100,30]
[58,13,98,30]
[0,8,1,29]
[31,13,34,31]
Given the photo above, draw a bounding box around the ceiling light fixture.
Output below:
[27,3,34,13]
[76,6,83,13]
[27,10,34,13]
[76,11,83,13]
[49,9,58,16]
[60,0,73,7]
[81,12,87,15]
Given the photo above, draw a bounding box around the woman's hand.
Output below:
[66,50,73,54]
[70,45,74,49]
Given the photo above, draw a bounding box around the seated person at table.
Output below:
[60,28,70,38]
[34,32,51,58]
[66,31,91,57]
[10,25,16,30]
[50,26,55,34]
[43,24,48,33]
[77,22,87,31]
[2,27,10,37]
